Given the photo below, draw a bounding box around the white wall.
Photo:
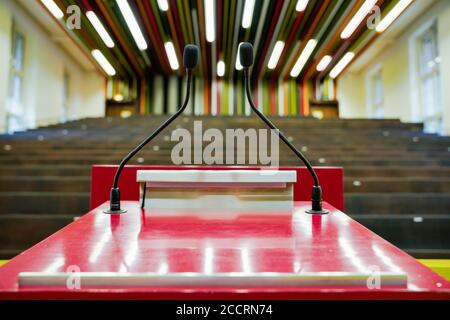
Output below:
[0,2,12,133]
[337,0,450,134]
[438,4,450,135]
[337,73,366,119]
[0,0,105,133]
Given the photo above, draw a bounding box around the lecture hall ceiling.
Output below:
[38,0,413,82]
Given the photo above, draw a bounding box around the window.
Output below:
[6,26,26,133]
[366,65,384,119]
[61,72,70,123]
[417,23,442,134]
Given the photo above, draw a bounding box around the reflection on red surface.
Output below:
[0,201,449,299]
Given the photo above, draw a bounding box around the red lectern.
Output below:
[0,166,448,299]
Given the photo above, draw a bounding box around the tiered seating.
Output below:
[0,115,449,259]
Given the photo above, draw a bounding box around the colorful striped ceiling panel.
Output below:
[40,0,414,116]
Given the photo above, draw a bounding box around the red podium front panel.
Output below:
[0,201,448,299]
[90,165,344,211]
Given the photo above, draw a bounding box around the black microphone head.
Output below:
[183,44,199,69]
[239,42,254,68]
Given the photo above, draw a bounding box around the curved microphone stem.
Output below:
[106,69,193,213]
[243,69,328,214]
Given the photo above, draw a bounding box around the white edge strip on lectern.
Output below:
[18,272,407,288]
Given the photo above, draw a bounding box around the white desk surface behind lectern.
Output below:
[137,170,297,212]
[136,170,297,183]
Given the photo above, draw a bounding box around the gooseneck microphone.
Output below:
[239,42,329,214]
[105,44,199,214]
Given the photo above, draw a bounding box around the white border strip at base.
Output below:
[18,272,407,288]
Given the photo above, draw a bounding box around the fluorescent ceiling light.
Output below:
[376,0,413,33]
[41,0,64,19]
[340,0,377,39]
[204,0,215,42]
[86,11,115,48]
[113,94,124,102]
[217,60,225,77]
[235,45,243,70]
[268,41,285,70]
[157,0,169,11]
[316,55,332,72]
[236,58,243,70]
[92,49,116,76]
[236,44,243,70]
[330,52,355,79]
[242,0,255,29]
[296,0,309,12]
[164,41,179,70]
[116,0,147,50]
[290,39,317,77]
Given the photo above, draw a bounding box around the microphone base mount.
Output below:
[103,209,127,214]
[306,186,329,214]
[306,208,330,215]
[104,188,127,214]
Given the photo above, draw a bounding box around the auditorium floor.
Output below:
[418,260,450,280]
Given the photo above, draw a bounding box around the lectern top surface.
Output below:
[0,201,448,299]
